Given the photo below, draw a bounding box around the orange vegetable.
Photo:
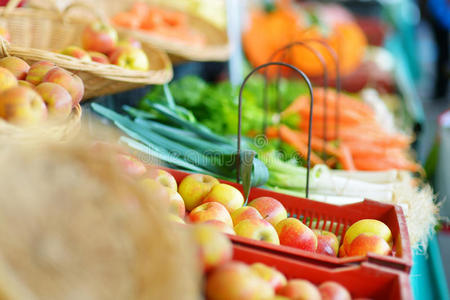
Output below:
[279,125,324,165]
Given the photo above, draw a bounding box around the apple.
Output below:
[35,82,72,120]
[167,190,185,219]
[339,245,346,258]
[343,219,392,254]
[346,233,391,257]
[318,281,351,300]
[18,80,35,89]
[250,263,287,291]
[277,279,321,300]
[178,173,219,211]
[0,86,47,126]
[206,261,275,300]
[109,46,149,71]
[203,220,236,235]
[189,202,233,227]
[168,214,185,224]
[0,26,10,42]
[145,168,177,191]
[192,224,233,271]
[234,218,279,245]
[43,67,84,106]
[116,153,147,177]
[248,197,287,226]
[26,61,56,85]
[60,46,91,62]
[313,230,339,257]
[0,57,30,80]
[275,218,318,252]
[0,66,17,92]
[202,183,244,213]
[88,51,110,64]
[231,206,263,226]
[117,37,142,49]
[82,21,118,54]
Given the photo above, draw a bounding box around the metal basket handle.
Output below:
[262,41,329,160]
[238,61,315,198]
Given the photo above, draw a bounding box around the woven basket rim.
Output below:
[0,6,173,84]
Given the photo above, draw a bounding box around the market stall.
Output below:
[0,0,447,299]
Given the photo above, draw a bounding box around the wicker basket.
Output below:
[89,0,230,62]
[0,1,173,100]
[0,104,82,142]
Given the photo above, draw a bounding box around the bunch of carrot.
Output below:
[268,88,420,172]
[111,2,206,46]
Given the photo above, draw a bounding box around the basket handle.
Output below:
[263,41,329,161]
[238,62,315,198]
[60,2,109,25]
[3,0,22,15]
[299,38,341,141]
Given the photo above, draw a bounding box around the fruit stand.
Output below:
[0,0,447,299]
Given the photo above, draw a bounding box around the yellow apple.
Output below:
[202,183,244,213]
[343,219,392,254]
[178,174,219,211]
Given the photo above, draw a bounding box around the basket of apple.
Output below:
[190,224,412,300]
[0,55,82,140]
[0,0,172,100]
[113,152,412,273]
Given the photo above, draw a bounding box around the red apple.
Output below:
[43,67,84,106]
[60,46,91,62]
[277,279,322,300]
[0,56,30,80]
[88,51,110,64]
[342,219,392,254]
[116,153,147,177]
[234,218,279,245]
[0,66,17,92]
[145,168,177,191]
[26,61,55,85]
[250,263,287,291]
[0,86,47,125]
[248,197,287,226]
[206,261,275,300]
[82,21,118,54]
[275,218,318,252]
[35,82,72,120]
[192,224,233,272]
[231,206,263,226]
[167,190,185,219]
[189,202,233,227]
[318,281,351,300]
[202,183,244,213]
[109,46,149,71]
[203,220,236,235]
[346,233,391,257]
[313,230,339,257]
[178,173,219,211]
[18,80,35,89]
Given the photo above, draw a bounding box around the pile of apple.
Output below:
[192,224,356,300]
[116,153,394,258]
[0,57,83,126]
[59,22,149,71]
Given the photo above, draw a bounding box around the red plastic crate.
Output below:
[165,168,412,273]
[232,244,412,300]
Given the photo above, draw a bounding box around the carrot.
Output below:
[279,125,324,165]
[111,12,140,29]
[338,143,355,170]
[295,131,341,157]
[353,157,421,172]
[265,126,279,139]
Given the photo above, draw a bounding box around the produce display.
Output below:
[0,57,83,125]
[0,0,444,298]
[111,2,206,46]
[59,21,149,71]
[191,223,354,300]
